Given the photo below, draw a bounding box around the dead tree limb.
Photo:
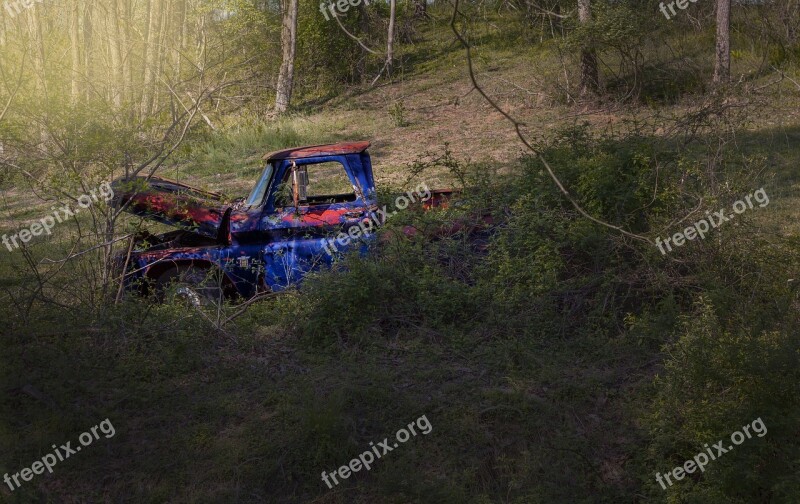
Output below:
[449,0,652,245]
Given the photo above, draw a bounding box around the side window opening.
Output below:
[275,160,356,207]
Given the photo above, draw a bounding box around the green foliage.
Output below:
[468,127,680,341]
[287,234,479,347]
[643,295,800,502]
[564,1,649,53]
[768,43,800,68]
[296,0,368,94]
[4,118,799,502]
[388,101,409,127]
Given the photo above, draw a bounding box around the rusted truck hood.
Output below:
[111,176,231,241]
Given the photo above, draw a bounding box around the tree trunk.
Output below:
[142,0,161,115]
[123,0,132,107]
[577,0,598,96]
[0,5,7,46]
[386,0,396,75]
[713,0,731,84]
[30,1,47,93]
[413,0,427,18]
[554,3,563,37]
[83,0,94,102]
[109,0,123,107]
[274,0,298,113]
[152,0,169,112]
[355,4,370,80]
[173,0,186,81]
[70,0,82,102]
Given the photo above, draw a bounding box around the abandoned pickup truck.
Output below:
[112,141,455,304]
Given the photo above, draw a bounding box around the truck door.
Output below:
[260,157,374,291]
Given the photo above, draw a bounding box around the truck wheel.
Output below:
[156,265,225,308]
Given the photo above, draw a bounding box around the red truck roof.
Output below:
[262,141,371,161]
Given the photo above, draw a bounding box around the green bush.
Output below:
[643,295,800,503]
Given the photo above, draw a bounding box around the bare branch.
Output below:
[39,234,135,264]
[0,50,27,124]
[449,0,653,245]
[333,13,381,56]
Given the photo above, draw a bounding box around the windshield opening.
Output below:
[245,163,274,207]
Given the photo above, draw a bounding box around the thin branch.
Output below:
[221,291,285,326]
[449,0,652,245]
[115,232,138,304]
[38,234,134,264]
[370,60,390,87]
[527,3,573,19]
[769,65,800,91]
[0,52,26,124]
[332,13,381,55]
